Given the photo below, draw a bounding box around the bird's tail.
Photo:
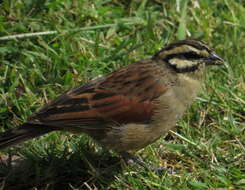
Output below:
[0,123,53,150]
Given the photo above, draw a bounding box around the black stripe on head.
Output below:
[169,64,199,73]
[164,52,205,62]
[164,40,210,52]
[153,40,211,60]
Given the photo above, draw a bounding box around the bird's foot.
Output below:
[120,152,146,169]
[120,152,167,173]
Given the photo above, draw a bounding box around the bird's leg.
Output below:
[120,152,166,173]
[120,152,147,169]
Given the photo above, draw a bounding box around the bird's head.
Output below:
[153,40,225,79]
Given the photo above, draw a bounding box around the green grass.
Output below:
[0,0,244,189]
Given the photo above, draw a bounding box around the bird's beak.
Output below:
[208,52,226,65]
[210,53,224,63]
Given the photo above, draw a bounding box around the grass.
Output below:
[0,0,244,189]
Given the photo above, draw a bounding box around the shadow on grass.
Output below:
[0,146,123,190]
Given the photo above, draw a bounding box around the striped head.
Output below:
[153,40,224,74]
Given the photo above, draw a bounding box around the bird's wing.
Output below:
[28,60,169,128]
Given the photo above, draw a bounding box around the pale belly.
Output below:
[98,93,187,152]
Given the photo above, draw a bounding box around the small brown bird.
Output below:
[0,40,224,164]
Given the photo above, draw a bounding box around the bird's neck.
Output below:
[177,74,203,104]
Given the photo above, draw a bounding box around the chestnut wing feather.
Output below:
[28,60,168,128]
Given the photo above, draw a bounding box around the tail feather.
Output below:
[0,123,53,150]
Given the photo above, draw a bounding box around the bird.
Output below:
[0,40,224,166]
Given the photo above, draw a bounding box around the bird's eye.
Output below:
[180,52,205,60]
